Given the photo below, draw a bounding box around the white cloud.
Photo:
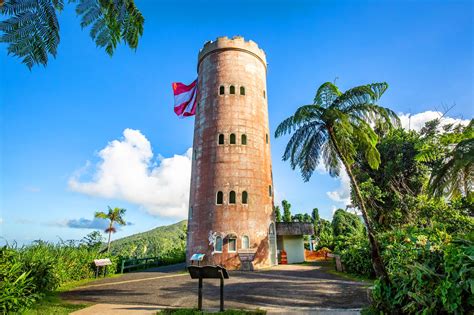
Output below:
[398,111,470,132]
[69,129,192,218]
[327,170,351,206]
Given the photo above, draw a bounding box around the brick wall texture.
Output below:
[186,36,277,270]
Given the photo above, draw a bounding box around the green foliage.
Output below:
[274,206,282,223]
[281,200,292,223]
[331,209,365,238]
[311,208,320,235]
[95,206,127,252]
[110,220,187,262]
[335,234,374,278]
[0,0,144,69]
[417,119,473,199]
[0,240,116,312]
[371,227,474,314]
[317,219,334,250]
[355,128,428,229]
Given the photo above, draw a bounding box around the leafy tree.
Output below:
[81,230,104,250]
[332,209,365,238]
[275,81,399,281]
[303,213,312,223]
[274,205,282,222]
[318,219,333,249]
[355,128,428,229]
[95,206,126,252]
[282,200,292,223]
[0,0,144,69]
[312,208,320,235]
[292,213,304,222]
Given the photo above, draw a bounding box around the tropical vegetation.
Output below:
[95,206,127,252]
[276,80,473,313]
[0,0,144,69]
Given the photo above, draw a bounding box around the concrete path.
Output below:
[64,262,370,313]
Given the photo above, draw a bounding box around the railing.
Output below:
[120,256,161,273]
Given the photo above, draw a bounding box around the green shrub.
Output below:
[335,234,374,278]
[0,241,119,312]
[371,227,474,314]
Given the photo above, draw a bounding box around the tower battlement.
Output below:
[197,36,267,71]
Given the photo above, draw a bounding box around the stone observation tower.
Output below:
[187,36,277,270]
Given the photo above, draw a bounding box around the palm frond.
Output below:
[321,141,341,177]
[75,0,144,56]
[0,0,60,69]
[94,211,108,219]
[314,82,342,107]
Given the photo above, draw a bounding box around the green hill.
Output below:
[110,220,187,262]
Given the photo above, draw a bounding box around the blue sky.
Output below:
[1,0,472,245]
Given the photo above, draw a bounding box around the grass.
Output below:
[157,309,266,315]
[22,274,123,314]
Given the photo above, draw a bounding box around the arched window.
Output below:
[240,86,245,95]
[242,191,248,204]
[189,206,193,219]
[230,85,235,94]
[266,134,269,144]
[218,134,224,145]
[227,237,237,252]
[216,191,223,204]
[269,185,272,197]
[242,235,249,249]
[219,86,225,95]
[229,191,236,204]
[269,223,275,235]
[241,134,247,145]
[263,90,266,98]
[215,236,223,252]
[230,133,236,144]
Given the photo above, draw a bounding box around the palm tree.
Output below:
[275,81,399,282]
[428,120,473,199]
[0,0,144,69]
[95,206,127,253]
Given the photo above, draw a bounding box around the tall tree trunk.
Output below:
[107,222,112,253]
[328,128,390,283]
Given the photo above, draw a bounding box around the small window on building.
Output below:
[229,191,236,204]
[218,134,224,145]
[240,86,245,95]
[230,133,236,144]
[242,235,249,249]
[228,238,237,252]
[216,191,223,204]
[242,191,248,204]
[269,185,272,197]
[219,86,225,95]
[215,236,223,252]
[194,150,197,160]
[263,90,266,98]
[266,134,269,144]
[189,206,193,219]
[230,85,235,94]
[241,134,247,145]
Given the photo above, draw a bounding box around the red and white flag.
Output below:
[172,79,197,117]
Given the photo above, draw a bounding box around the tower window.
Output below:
[269,185,272,197]
[230,133,236,144]
[229,191,236,204]
[230,85,235,94]
[219,86,225,95]
[266,134,269,144]
[228,237,237,252]
[216,191,223,204]
[218,134,224,145]
[242,191,248,204]
[215,236,223,252]
[240,86,245,95]
[189,206,193,219]
[241,134,247,145]
[263,90,266,98]
[242,235,249,249]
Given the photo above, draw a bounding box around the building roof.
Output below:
[276,222,314,236]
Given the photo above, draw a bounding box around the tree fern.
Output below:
[0,0,144,69]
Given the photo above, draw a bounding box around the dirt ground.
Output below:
[62,262,371,311]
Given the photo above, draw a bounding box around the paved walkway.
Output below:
[64,262,370,313]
